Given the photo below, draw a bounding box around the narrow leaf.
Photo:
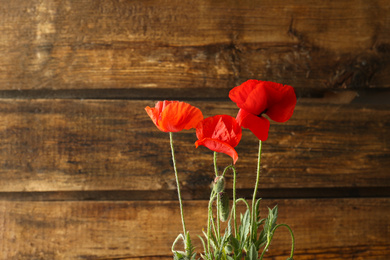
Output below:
[245,244,258,260]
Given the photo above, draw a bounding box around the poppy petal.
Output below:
[263,83,297,122]
[212,115,242,147]
[145,101,203,132]
[196,115,242,148]
[236,109,270,141]
[196,115,223,140]
[229,80,268,115]
[145,106,165,132]
[159,101,203,132]
[155,100,171,114]
[195,138,239,164]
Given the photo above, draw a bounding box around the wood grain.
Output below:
[0,1,389,258]
[0,99,388,194]
[0,0,389,91]
[1,198,389,259]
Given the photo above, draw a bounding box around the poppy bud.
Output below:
[213,176,225,193]
[218,192,230,222]
[225,243,233,255]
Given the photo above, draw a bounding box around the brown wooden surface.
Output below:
[0,0,389,92]
[1,198,389,260]
[0,99,388,195]
[1,0,389,259]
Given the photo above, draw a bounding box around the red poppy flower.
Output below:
[195,115,242,164]
[145,101,203,132]
[229,80,296,141]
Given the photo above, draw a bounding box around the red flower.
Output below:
[145,101,203,132]
[229,80,296,141]
[195,115,242,164]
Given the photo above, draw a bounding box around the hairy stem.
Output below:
[213,152,221,242]
[260,224,295,260]
[251,140,262,240]
[207,191,217,253]
[232,166,237,236]
[169,132,187,236]
[222,165,237,236]
[277,224,295,259]
[213,152,218,177]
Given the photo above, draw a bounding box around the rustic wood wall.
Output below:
[0,1,389,259]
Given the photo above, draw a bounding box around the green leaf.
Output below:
[226,218,232,238]
[198,235,207,253]
[239,209,251,244]
[245,244,258,260]
[264,205,278,236]
[184,232,196,259]
[203,229,218,251]
[220,221,232,250]
[200,252,213,260]
[221,219,232,241]
[230,237,240,253]
[271,205,278,224]
[173,251,184,260]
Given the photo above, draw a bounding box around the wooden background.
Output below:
[0,1,389,259]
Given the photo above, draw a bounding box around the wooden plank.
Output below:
[1,198,389,259]
[0,99,388,194]
[0,0,389,91]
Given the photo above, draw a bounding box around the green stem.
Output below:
[236,198,250,210]
[259,238,271,260]
[276,224,295,259]
[251,140,262,241]
[216,193,221,242]
[207,191,217,253]
[169,132,187,236]
[213,151,218,177]
[232,166,237,237]
[259,224,295,260]
[221,165,233,177]
[213,152,221,242]
[222,165,237,236]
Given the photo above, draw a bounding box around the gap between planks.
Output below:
[0,88,389,105]
[1,187,389,202]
